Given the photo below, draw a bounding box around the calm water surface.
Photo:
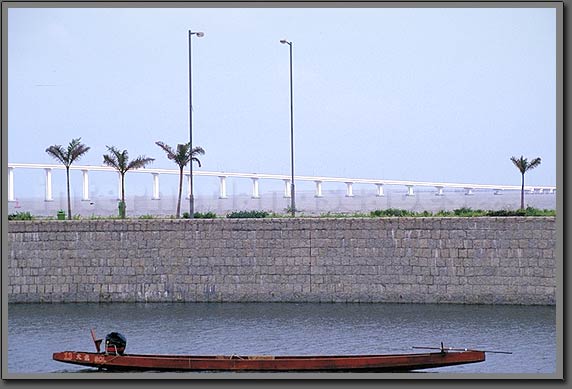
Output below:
[7,302,556,375]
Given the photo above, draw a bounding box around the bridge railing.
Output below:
[7,162,556,202]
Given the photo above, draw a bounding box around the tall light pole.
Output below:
[188,30,204,218]
[280,39,295,217]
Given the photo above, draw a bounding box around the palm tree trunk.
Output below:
[176,167,183,218]
[520,172,525,210]
[121,173,126,218]
[66,167,72,220]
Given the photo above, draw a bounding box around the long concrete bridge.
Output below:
[7,163,557,204]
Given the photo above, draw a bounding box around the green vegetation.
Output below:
[226,210,269,218]
[102,146,155,219]
[487,207,555,217]
[369,207,555,218]
[7,207,555,221]
[156,141,205,219]
[45,138,91,220]
[510,155,542,210]
[191,211,217,219]
[370,208,417,217]
[8,212,33,220]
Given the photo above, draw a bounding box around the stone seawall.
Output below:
[7,217,556,305]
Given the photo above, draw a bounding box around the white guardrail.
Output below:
[7,163,556,202]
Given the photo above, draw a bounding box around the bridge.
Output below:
[7,162,556,203]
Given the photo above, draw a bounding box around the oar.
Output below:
[412,346,513,355]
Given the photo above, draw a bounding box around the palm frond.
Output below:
[189,146,205,168]
[510,155,526,174]
[191,146,205,156]
[173,143,191,167]
[45,145,67,165]
[127,156,155,171]
[119,149,129,169]
[191,157,202,168]
[103,145,122,172]
[157,141,201,169]
[510,155,542,174]
[102,154,119,170]
[155,141,176,160]
[528,157,542,170]
[67,138,90,164]
[105,145,121,157]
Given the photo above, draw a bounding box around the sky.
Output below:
[7,6,557,198]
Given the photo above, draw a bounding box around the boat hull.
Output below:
[52,350,485,372]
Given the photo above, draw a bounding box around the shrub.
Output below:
[486,207,554,217]
[8,212,33,220]
[523,207,555,216]
[193,212,217,219]
[370,208,416,217]
[452,207,486,216]
[368,207,555,218]
[226,210,269,218]
[182,212,218,219]
[486,209,520,217]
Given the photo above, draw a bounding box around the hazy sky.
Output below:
[8,6,557,198]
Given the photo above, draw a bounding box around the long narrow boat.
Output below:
[53,348,486,372]
[52,330,491,372]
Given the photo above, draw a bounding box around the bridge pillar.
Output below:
[284,180,291,198]
[315,181,323,198]
[44,168,53,201]
[219,176,228,199]
[117,172,124,200]
[345,182,354,197]
[435,186,444,196]
[375,184,384,197]
[152,173,160,200]
[8,167,15,202]
[465,188,474,195]
[406,185,414,196]
[252,178,260,198]
[81,170,90,201]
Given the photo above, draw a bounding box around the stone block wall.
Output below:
[7,217,556,305]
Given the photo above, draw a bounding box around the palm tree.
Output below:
[155,141,205,218]
[510,155,542,210]
[103,146,154,218]
[45,138,90,220]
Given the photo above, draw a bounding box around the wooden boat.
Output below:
[53,349,486,372]
[52,330,490,372]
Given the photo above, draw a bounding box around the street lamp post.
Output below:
[188,30,204,218]
[280,39,295,217]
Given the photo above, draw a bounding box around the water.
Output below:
[8,189,556,218]
[7,302,557,375]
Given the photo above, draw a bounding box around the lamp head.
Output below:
[280,39,289,44]
[196,32,205,37]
